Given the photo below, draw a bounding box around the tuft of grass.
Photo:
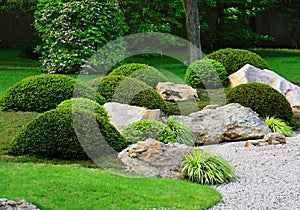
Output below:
[181,149,235,185]
[264,116,295,137]
[167,116,195,146]
[0,161,221,210]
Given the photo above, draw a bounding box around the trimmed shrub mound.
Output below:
[0,74,96,112]
[96,76,167,113]
[108,63,168,88]
[207,48,270,75]
[184,58,227,89]
[227,82,293,121]
[57,98,109,121]
[9,107,128,160]
[121,119,176,144]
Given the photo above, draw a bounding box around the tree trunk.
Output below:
[182,0,202,64]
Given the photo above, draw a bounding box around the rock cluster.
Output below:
[0,198,39,210]
[229,64,300,118]
[245,133,286,147]
[118,139,194,180]
[175,103,271,145]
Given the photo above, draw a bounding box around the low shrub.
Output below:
[227,82,293,122]
[57,98,109,121]
[207,48,270,75]
[9,107,128,160]
[96,76,167,113]
[0,74,95,112]
[184,58,227,89]
[265,116,295,137]
[108,63,168,88]
[167,116,194,146]
[181,149,235,185]
[121,119,176,144]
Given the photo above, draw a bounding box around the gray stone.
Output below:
[263,132,286,144]
[103,102,160,130]
[228,64,300,118]
[118,139,194,180]
[156,82,198,101]
[0,198,39,210]
[175,103,271,145]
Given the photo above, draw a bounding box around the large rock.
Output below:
[103,102,160,130]
[118,139,194,180]
[156,82,198,101]
[228,64,300,118]
[175,103,271,145]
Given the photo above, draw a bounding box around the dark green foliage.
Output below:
[184,58,227,89]
[0,74,94,112]
[57,98,108,121]
[227,82,293,121]
[108,63,168,88]
[207,48,270,75]
[9,107,128,160]
[181,149,235,185]
[96,76,167,112]
[121,119,176,144]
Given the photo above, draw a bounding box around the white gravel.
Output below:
[200,132,300,210]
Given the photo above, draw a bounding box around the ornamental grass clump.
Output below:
[181,149,235,185]
[167,116,194,146]
[265,116,295,137]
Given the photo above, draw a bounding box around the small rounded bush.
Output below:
[96,76,167,112]
[207,48,270,75]
[57,98,109,121]
[121,119,176,144]
[108,63,168,88]
[227,82,293,121]
[181,149,235,185]
[0,74,95,112]
[184,58,227,89]
[9,107,128,160]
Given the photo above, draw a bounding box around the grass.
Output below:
[0,161,221,210]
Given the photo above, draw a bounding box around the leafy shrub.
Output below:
[34,0,127,73]
[184,58,227,89]
[96,76,167,113]
[167,116,194,146]
[207,48,270,75]
[164,101,201,116]
[108,63,168,88]
[9,107,128,160]
[227,82,293,122]
[181,149,235,185]
[265,116,295,137]
[0,74,95,112]
[57,98,108,121]
[121,119,176,144]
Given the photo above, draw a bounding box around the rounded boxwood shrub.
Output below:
[57,98,109,121]
[96,75,167,113]
[9,107,128,160]
[184,58,227,89]
[0,74,96,112]
[207,48,270,75]
[121,119,176,144]
[227,82,293,121]
[108,63,168,88]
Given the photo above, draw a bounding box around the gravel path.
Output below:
[201,132,300,210]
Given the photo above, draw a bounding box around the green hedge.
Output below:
[227,82,293,121]
[207,48,270,75]
[10,107,128,160]
[0,74,96,112]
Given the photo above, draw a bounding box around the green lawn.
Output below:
[0,161,221,210]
